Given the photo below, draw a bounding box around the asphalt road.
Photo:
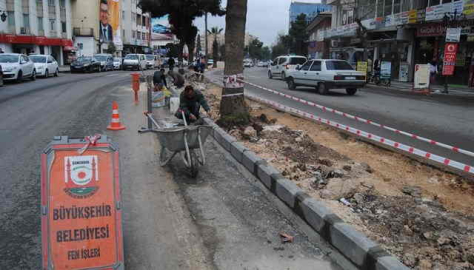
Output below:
[0,71,346,269]
[208,68,474,168]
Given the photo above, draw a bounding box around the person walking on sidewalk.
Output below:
[175,85,210,123]
[429,60,438,85]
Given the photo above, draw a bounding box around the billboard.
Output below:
[99,0,122,46]
[151,16,174,41]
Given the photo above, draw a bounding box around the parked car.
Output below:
[145,54,159,69]
[123,54,147,70]
[94,54,114,71]
[70,57,101,73]
[0,53,36,82]
[268,55,307,80]
[244,59,253,68]
[29,55,59,78]
[0,65,3,86]
[113,57,122,70]
[257,61,266,67]
[285,59,365,95]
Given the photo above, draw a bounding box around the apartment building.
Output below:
[0,0,73,65]
[71,0,150,57]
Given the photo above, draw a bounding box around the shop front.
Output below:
[415,23,472,86]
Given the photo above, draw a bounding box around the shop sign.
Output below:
[446,28,462,42]
[381,61,392,79]
[464,0,474,15]
[384,15,395,27]
[408,9,417,24]
[417,9,426,23]
[417,24,445,36]
[442,43,458,75]
[454,0,465,14]
[399,63,409,82]
[361,18,377,30]
[426,3,453,21]
[414,64,430,89]
[357,61,368,76]
[468,34,474,41]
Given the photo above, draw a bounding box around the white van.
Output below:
[268,55,307,80]
[123,54,147,70]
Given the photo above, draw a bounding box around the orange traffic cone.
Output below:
[107,101,126,130]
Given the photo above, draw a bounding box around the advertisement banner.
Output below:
[446,28,462,42]
[151,16,174,41]
[414,64,430,89]
[442,43,458,76]
[399,63,409,82]
[99,0,122,46]
[408,9,417,23]
[464,0,474,15]
[381,61,392,79]
[357,61,368,77]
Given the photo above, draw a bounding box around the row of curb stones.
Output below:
[203,117,409,270]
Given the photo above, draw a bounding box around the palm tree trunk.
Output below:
[187,40,195,65]
[220,0,248,118]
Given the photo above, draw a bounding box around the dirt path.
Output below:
[202,83,474,270]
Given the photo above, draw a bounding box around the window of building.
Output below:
[384,0,392,16]
[60,0,65,8]
[23,14,30,29]
[376,0,384,17]
[142,32,145,40]
[50,19,55,31]
[7,11,15,27]
[48,0,55,6]
[38,17,44,32]
[429,0,440,6]
[393,0,401,14]
[61,21,66,32]
[132,30,135,38]
[123,29,125,38]
[122,11,125,20]
[142,16,146,26]
[132,12,136,23]
[137,14,141,26]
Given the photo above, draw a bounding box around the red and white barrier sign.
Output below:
[41,136,124,270]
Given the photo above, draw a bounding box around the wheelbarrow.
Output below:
[143,112,213,177]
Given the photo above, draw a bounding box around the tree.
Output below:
[271,34,292,58]
[165,43,179,58]
[261,46,271,61]
[106,43,116,55]
[219,44,225,60]
[248,38,263,60]
[288,13,309,56]
[139,0,225,61]
[207,26,223,68]
[220,0,248,120]
[196,33,202,57]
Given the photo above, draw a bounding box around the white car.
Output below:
[113,57,122,70]
[268,55,307,80]
[29,55,59,78]
[285,59,366,95]
[123,54,147,70]
[0,53,36,82]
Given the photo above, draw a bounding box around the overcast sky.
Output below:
[193,0,320,47]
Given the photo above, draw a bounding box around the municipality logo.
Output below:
[64,156,99,199]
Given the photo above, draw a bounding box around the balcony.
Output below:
[73,27,94,37]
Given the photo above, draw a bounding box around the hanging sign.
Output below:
[41,136,124,270]
[381,61,392,79]
[442,43,458,76]
[446,28,462,42]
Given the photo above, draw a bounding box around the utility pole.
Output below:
[205,12,208,63]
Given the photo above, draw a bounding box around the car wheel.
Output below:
[268,70,273,79]
[16,71,23,83]
[346,88,357,95]
[31,70,36,81]
[287,77,296,90]
[54,68,59,77]
[281,72,286,80]
[318,82,329,95]
[45,69,49,78]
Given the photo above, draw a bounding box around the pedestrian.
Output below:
[168,57,175,71]
[429,60,437,85]
[153,68,167,89]
[175,85,210,123]
[168,69,185,88]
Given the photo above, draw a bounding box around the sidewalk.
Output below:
[365,80,474,96]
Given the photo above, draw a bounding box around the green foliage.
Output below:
[271,13,309,58]
[106,43,116,54]
[248,38,263,60]
[261,46,271,61]
[196,34,202,56]
[216,112,251,129]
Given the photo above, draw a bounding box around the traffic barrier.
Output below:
[107,101,126,131]
[246,94,474,176]
[237,79,474,159]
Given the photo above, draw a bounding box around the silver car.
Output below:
[0,53,36,82]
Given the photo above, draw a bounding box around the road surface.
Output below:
[208,68,474,168]
[0,71,346,270]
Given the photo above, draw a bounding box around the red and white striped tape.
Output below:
[246,94,474,175]
[238,79,474,159]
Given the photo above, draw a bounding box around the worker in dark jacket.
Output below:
[153,68,167,89]
[176,85,210,122]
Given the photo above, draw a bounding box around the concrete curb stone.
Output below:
[203,116,408,270]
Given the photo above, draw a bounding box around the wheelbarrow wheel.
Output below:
[189,150,199,178]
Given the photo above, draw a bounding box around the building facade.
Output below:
[71,0,150,57]
[0,0,73,65]
[325,0,474,84]
[306,12,332,59]
[289,0,332,26]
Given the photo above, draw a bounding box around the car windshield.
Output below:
[289,58,306,65]
[325,60,354,70]
[146,55,154,60]
[30,56,47,63]
[125,55,138,60]
[76,57,92,63]
[0,55,19,63]
[113,58,121,62]
[94,56,107,61]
